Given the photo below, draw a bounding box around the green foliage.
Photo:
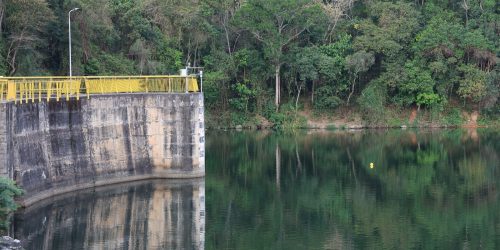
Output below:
[314,86,343,110]
[203,71,226,109]
[0,0,497,124]
[229,112,250,127]
[0,38,7,76]
[86,53,136,75]
[302,36,353,100]
[0,177,23,231]
[411,9,496,107]
[354,1,420,58]
[442,107,464,125]
[83,58,100,75]
[394,61,437,107]
[158,46,184,74]
[3,0,54,75]
[263,102,306,129]
[318,35,352,83]
[413,12,465,59]
[345,50,374,75]
[416,92,441,108]
[236,0,323,64]
[457,64,487,102]
[358,80,386,122]
[229,82,256,112]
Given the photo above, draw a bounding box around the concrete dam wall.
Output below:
[0,93,205,206]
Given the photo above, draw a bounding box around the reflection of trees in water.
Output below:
[206,129,500,249]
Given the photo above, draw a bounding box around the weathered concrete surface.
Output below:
[0,104,10,178]
[14,179,205,250]
[0,93,205,206]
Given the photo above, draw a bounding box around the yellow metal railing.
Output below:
[0,75,199,103]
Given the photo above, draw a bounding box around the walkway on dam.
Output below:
[0,75,200,103]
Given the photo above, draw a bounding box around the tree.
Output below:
[395,61,436,107]
[236,0,324,110]
[201,0,244,57]
[3,0,54,75]
[288,47,320,111]
[345,50,374,105]
[314,35,351,105]
[141,0,209,66]
[353,1,420,60]
[457,64,487,102]
[412,10,495,103]
[316,0,355,42]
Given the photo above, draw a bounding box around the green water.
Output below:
[205,129,500,250]
[12,129,500,249]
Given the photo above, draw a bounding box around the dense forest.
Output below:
[0,0,498,126]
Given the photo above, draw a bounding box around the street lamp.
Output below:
[68,8,80,77]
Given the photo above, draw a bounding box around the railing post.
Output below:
[38,81,42,102]
[7,81,15,101]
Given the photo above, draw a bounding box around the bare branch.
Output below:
[284,27,307,46]
[251,31,265,42]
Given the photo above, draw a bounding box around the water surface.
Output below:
[13,129,500,249]
[205,129,500,250]
[14,179,205,250]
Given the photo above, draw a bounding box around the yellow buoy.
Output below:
[370,162,374,169]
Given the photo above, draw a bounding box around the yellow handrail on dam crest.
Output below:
[0,75,199,103]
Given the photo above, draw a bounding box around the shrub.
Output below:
[358,81,387,123]
[416,92,441,109]
[0,177,23,231]
[229,82,256,112]
[314,85,343,110]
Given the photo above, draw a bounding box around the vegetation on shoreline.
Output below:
[0,0,498,128]
[0,177,23,232]
[207,105,500,129]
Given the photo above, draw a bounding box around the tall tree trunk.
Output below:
[275,64,281,111]
[0,0,4,34]
[465,9,468,26]
[311,79,316,106]
[7,41,19,76]
[222,13,232,56]
[295,83,302,113]
[463,0,469,26]
[347,77,356,105]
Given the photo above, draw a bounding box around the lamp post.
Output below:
[68,8,80,77]
[199,70,203,92]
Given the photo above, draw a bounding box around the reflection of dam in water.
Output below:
[13,179,205,250]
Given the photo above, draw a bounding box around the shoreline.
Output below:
[206,124,498,130]
[205,109,499,130]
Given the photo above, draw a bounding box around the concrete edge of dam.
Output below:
[0,93,205,207]
[19,173,205,207]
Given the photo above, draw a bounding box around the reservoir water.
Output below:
[12,129,500,249]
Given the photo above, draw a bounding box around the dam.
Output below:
[0,75,205,206]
